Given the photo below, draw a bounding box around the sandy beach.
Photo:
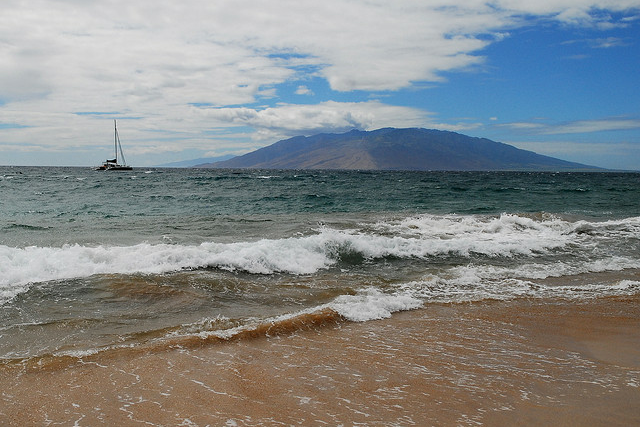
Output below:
[1,295,639,426]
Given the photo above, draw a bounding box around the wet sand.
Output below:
[1,295,639,426]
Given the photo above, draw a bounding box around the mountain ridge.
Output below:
[196,128,601,171]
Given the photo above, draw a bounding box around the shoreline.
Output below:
[2,295,639,426]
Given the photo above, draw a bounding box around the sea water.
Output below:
[1,167,639,362]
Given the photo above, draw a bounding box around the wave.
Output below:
[6,277,639,369]
[3,223,51,231]
[2,213,639,305]
[13,290,423,364]
[401,270,640,303]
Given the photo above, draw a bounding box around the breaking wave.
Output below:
[2,213,639,305]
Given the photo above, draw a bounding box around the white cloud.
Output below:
[498,122,547,130]
[562,36,630,49]
[198,100,432,138]
[3,0,636,105]
[295,86,313,96]
[549,118,640,134]
[499,117,640,134]
[592,37,629,48]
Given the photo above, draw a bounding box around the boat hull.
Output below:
[95,164,133,171]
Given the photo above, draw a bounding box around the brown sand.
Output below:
[1,295,639,426]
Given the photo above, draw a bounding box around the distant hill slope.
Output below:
[158,155,234,168]
[198,128,600,171]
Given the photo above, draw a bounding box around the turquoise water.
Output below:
[1,167,639,361]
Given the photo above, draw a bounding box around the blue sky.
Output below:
[1,1,639,169]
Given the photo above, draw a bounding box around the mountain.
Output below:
[198,128,600,171]
[157,155,235,168]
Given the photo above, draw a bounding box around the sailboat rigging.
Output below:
[95,120,133,171]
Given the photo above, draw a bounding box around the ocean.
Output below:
[1,167,639,362]
[1,167,640,425]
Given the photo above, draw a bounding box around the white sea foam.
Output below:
[1,214,638,305]
[400,269,640,303]
[376,213,640,240]
[328,288,423,322]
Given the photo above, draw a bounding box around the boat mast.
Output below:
[114,120,118,163]
[114,119,127,166]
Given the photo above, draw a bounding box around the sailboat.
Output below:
[95,120,133,171]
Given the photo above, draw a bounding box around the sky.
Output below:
[1,1,639,170]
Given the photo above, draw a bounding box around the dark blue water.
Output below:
[2,167,639,246]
